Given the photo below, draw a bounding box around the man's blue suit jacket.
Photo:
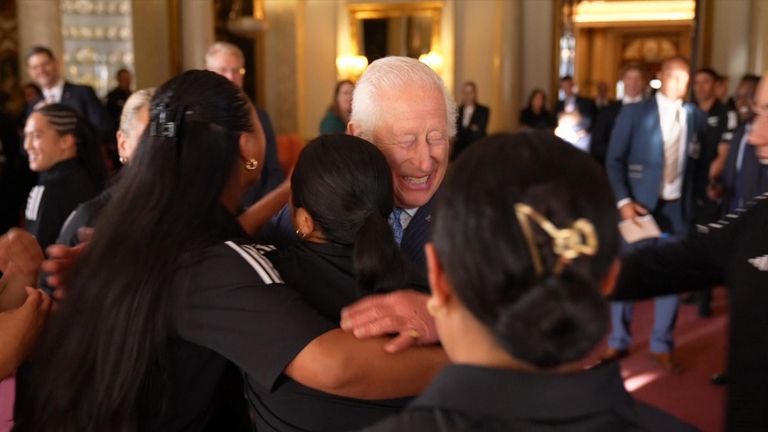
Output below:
[606,96,708,220]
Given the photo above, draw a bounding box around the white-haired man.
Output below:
[340,56,458,352]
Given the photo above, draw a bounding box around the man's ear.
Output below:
[346,122,356,136]
[425,243,452,307]
[293,207,315,237]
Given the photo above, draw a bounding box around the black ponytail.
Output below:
[292,134,405,293]
[354,211,406,292]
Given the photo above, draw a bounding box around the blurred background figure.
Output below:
[105,68,133,132]
[519,88,556,131]
[453,81,489,160]
[590,63,646,167]
[319,80,354,134]
[555,75,597,134]
[595,81,611,110]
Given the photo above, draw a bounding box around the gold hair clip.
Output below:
[514,203,598,276]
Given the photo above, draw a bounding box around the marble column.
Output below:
[181,0,214,71]
[17,0,63,80]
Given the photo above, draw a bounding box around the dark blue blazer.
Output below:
[26,82,114,142]
[606,96,708,219]
[722,123,768,210]
[399,197,434,293]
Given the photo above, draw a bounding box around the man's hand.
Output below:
[619,201,649,226]
[0,287,52,379]
[340,290,439,353]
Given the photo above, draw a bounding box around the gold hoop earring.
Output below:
[245,159,259,170]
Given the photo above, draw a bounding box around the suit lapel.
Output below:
[649,98,663,159]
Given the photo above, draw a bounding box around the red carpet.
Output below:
[0,289,728,432]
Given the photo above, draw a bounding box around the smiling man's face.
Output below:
[371,86,449,208]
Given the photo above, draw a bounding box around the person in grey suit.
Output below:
[603,56,710,372]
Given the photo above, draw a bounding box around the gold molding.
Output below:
[348,1,443,55]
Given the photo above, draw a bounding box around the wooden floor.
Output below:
[0,289,729,432]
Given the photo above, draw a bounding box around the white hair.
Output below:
[205,41,244,67]
[119,88,155,136]
[351,56,457,140]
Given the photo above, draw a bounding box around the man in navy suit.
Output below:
[718,75,768,212]
[603,56,709,371]
[340,56,456,352]
[25,46,114,147]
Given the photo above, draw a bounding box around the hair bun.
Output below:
[492,276,607,368]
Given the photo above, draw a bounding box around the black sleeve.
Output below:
[612,203,752,300]
[31,185,80,250]
[174,242,336,391]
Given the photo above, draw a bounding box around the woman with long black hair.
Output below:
[19,70,444,432]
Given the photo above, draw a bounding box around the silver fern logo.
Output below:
[748,255,768,271]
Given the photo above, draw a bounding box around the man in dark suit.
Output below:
[339,56,456,352]
[714,75,765,212]
[590,63,646,166]
[555,75,597,133]
[452,81,489,160]
[604,56,710,371]
[25,46,114,147]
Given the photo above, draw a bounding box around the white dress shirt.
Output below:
[462,105,475,128]
[43,80,65,104]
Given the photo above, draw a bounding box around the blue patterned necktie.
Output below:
[389,208,404,246]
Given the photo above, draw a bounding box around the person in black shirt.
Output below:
[22,104,106,251]
[364,132,694,431]
[20,71,444,431]
[519,88,556,131]
[105,68,133,130]
[250,134,443,431]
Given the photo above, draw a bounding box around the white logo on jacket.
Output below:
[748,255,768,271]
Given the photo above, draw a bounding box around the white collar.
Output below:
[43,80,65,103]
[655,91,683,109]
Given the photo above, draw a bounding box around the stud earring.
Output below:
[295,229,307,239]
[245,159,259,170]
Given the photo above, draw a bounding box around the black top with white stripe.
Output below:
[146,220,336,431]
[240,242,410,432]
[24,158,102,249]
